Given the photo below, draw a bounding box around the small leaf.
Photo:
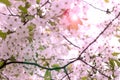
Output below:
[37,8,43,17]
[27,23,36,32]
[18,5,28,13]
[114,59,120,67]
[36,0,41,4]
[49,20,56,26]
[29,71,33,75]
[25,2,31,8]
[0,0,11,6]
[0,30,7,39]
[27,36,33,43]
[112,52,120,56]
[36,53,38,58]
[27,23,35,43]
[44,70,51,80]
[25,15,34,21]
[90,55,96,59]
[109,58,115,70]
[81,76,88,80]
[44,61,49,67]
[39,45,45,50]
[52,64,60,72]
[9,55,16,61]
[52,64,60,68]
[45,29,51,34]
[0,60,5,69]
[15,0,26,2]
[14,74,19,77]
[67,64,72,72]
[104,0,109,3]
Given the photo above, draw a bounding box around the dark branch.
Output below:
[78,58,111,79]
[4,61,64,70]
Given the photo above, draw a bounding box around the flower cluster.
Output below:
[0,0,120,80]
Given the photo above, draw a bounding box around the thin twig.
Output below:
[41,0,50,7]
[61,71,73,80]
[78,58,111,79]
[78,12,120,57]
[64,68,71,80]
[62,35,81,49]
[82,0,106,13]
